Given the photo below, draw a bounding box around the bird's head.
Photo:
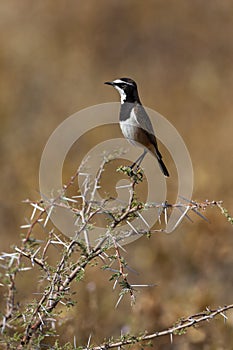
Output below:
[105,78,140,104]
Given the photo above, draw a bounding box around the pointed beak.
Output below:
[104,81,114,86]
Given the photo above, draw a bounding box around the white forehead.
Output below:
[113,79,133,86]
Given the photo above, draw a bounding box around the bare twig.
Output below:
[83,304,233,350]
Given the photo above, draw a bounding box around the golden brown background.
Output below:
[0,1,233,349]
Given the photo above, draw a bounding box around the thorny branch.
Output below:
[0,157,232,349]
[83,304,233,350]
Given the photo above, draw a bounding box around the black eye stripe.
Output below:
[114,80,134,87]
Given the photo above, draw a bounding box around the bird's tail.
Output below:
[157,157,169,177]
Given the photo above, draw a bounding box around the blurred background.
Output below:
[0,1,233,349]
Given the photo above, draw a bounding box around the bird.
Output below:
[104,77,169,177]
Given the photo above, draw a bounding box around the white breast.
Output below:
[120,107,140,146]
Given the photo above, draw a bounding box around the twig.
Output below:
[84,304,233,350]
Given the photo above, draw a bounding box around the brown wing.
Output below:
[133,104,169,177]
[133,104,161,157]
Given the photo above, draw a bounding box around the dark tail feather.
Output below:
[157,157,169,177]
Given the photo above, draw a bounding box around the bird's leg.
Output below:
[130,149,147,169]
[137,149,147,168]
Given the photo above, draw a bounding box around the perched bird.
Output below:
[104,78,169,177]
